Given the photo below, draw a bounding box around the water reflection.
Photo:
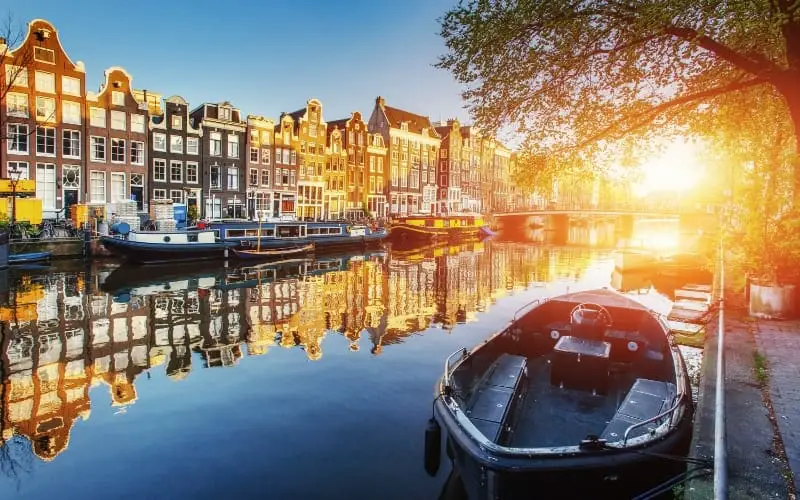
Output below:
[0,236,709,495]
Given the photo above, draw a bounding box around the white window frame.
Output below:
[90,171,107,203]
[62,100,81,125]
[36,96,56,122]
[261,148,270,165]
[7,161,29,180]
[7,92,28,118]
[110,172,127,202]
[170,160,183,182]
[7,124,28,154]
[186,162,199,184]
[250,147,259,164]
[130,114,145,133]
[153,159,167,182]
[153,133,167,152]
[34,71,55,93]
[62,76,81,96]
[172,116,182,129]
[90,107,106,128]
[36,127,56,157]
[111,138,126,164]
[111,91,125,107]
[153,188,167,199]
[210,132,221,156]
[186,137,199,155]
[36,163,57,210]
[227,166,239,190]
[170,190,183,204]
[62,129,81,159]
[5,64,28,87]
[170,135,183,154]
[90,136,106,162]
[110,110,126,131]
[130,141,145,166]
[227,134,239,158]
[34,47,55,64]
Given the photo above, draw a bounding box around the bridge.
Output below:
[494,209,684,218]
[493,201,715,218]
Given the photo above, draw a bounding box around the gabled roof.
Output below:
[434,126,451,141]
[383,105,439,137]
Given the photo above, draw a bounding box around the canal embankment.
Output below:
[686,297,797,498]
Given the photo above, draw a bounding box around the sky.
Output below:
[8,0,470,124]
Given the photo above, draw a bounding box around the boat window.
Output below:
[325,227,341,234]
[188,233,198,242]
[245,229,260,237]
[276,225,301,238]
[263,229,275,237]
[226,229,245,238]
[308,228,320,235]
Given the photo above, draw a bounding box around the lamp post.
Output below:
[8,163,22,226]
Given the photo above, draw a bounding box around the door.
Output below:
[36,163,57,214]
[131,173,144,210]
[273,198,280,218]
[62,165,81,217]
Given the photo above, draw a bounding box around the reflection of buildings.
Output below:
[1,241,615,464]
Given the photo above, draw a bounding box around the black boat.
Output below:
[100,229,237,264]
[426,288,694,499]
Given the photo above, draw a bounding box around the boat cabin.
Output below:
[127,230,217,244]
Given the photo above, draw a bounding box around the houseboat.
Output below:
[425,288,693,498]
[100,230,236,265]
[389,214,489,243]
[202,219,388,252]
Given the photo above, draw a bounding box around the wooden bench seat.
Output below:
[466,353,528,444]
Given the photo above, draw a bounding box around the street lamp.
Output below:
[8,163,22,226]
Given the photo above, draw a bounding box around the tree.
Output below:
[437,0,800,197]
[0,14,34,137]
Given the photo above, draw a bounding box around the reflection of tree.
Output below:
[0,435,33,484]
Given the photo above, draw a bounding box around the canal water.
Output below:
[0,220,706,499]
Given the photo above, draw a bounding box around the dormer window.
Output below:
[400,123,408,132]
[219,106,231,121]
[34,47,55,64]
[172,115,182,129]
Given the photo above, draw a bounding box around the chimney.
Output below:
[376,96,385,108]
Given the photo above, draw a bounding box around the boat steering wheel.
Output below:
[570,302,613,328]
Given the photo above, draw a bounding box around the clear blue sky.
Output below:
[10,0,470,123]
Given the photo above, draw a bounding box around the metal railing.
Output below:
[714,241,728,498]
[622,394,686,445]
[443,348,468,389]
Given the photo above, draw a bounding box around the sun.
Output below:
[633,138,704,197]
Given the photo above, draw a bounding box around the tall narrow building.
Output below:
[245,115,275,219]
[368,96,439,216]
[146,95,203,211]
[190,102,246,219]
[273,114,298,218]
[435,119,463,213]
[365,132,388,219]
[324,124,347,220]
[1,19,87,218]
[284,99,326,220]
[327,111,368,220]
[86,67,149,210]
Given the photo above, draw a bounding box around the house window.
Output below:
[36,163,57,210]
[131,114,145,133]
[36,127,56,156]
[262,148,270,165]
[249,168,258,186]
[210,165,221,189]
[187,137,199,154]
[90,136,106,161]
[60,77,81,98]
[153,159,166,181]
[62,101,81,125]
[227,134,239,158]
[153,133,167,152]
[90,107,106,127]
[282,169,289,185]
[7,93,28,117]
[261,169,270,186]
[63,130,81,159]
[260,131,270,144]
[111,139,126,163]
[35,71,55,93]
[111,173,126,202]
[250,147,259,163]
[34,47,55,64]
[36,96,56,122]
[110,110,126,130]
[210,132,221,156]
[170,190,183,203]
[170,161,183,182]
[7,124,28,154]
[5,65,28,87]
[289,170,296,186]
[153,189,167,199]
[227,167,239,190]
[282,149,290,164]
[63,165,80,190]
[172,116,182,129]
[111,91,125,106]
[90,171,106,202]
[7,161,29,180]
[131,141,144,165]
[219,107,231,120]
[170,135,183,154]
[290,151,296,165]
[186,162,198,183]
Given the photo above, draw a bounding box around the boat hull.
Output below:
[436,392,693,499]
[9,251,52,265]
[389,224,486,242]
[231,243,314,261]
[100,236,232,264]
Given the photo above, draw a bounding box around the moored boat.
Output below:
[100,230,235,265]
[231,242,315,261]
[425,288,693,498]
[389,214,488,243]
[203,219,387,251]
[9,251,52,265]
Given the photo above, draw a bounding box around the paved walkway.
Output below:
[753,319,800,494]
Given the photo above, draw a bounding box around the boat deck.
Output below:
[509,355,638,448]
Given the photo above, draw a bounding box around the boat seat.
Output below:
[466,354,527,444]
[551,336,611,394]
[600,378,675,443]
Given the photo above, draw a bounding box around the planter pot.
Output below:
[748,280,797,320]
